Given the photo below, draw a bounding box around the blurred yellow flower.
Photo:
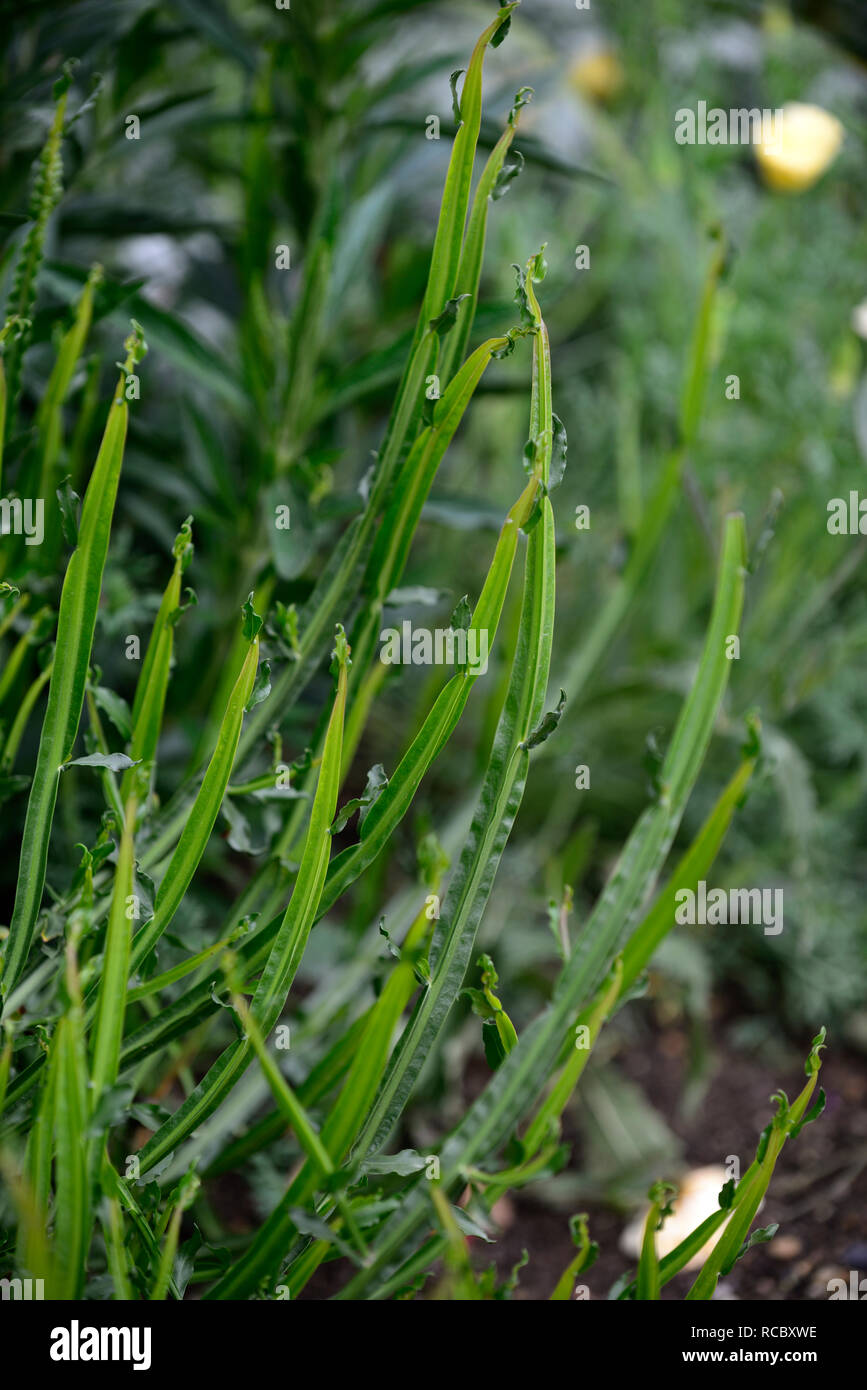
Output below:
[755,102,844,193]
[569,47,624,105]
[762,3,793,39]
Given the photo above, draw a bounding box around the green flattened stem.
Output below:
[2,324,146,1001]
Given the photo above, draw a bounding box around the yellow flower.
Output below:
[569,47,624,105]
[755,102,844,193]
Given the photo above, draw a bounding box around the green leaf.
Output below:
[1,341,140,1000]
[51,969,90,1298]
[121,519,194,805]
[330,763,388,835]
[124,624,260,979]
[549,413,567,491]
[361,1150,429,1178]
[90,686,133,741]
[512,262,537,329]
[429,293,470,339]
[636,1181,676,1300]
[245,659,271,714]
[62,751,139,773]
[451,1205,493,1242]
[727,1222,779,1274]
[789,1088,826,1139]
[482,1017,507,1070]
[15,1025,58,1278]
[56,476,81,546]
[242,593,263,643]
[438,86,533,383]
[680,234,727,449]
[491,148,524,201]
[420,4,519,331]
[550,1213,598,1300]
[520,689,566,751]
[490,12,512,47]
[449,70,465,126]
[89,801,137,1131]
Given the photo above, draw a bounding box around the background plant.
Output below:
[0,0,863,1300]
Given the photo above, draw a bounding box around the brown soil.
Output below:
[492,1021,867,1301]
